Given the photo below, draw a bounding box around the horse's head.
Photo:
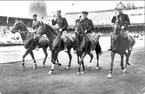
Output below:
[77,35,89,53]
[11,20,27,34]
[36,24,57,40]
[75,23,85,34]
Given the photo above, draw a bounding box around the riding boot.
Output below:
[74,41,79,54]
[34,38,39,51]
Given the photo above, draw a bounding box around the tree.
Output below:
[29,1,47,18]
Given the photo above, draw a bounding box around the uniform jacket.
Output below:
[111,13,130,29]
[32,20,41,30]
[52,17,68,31]
[79,18,94,33]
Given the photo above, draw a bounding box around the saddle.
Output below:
[86,33,100,50]
[111,32,134,53]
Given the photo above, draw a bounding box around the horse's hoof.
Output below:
[65,67,70,70]
[77,72,80,75]
[22,66,25,69]
[42,65,45,68]
[107,73,112,79]
[123,69,127,73]
[127,62,132,66]
[57,63,62,66]
[87,65,91,69]
[95,67,99,70]
[88,66,91,69]
[81,71,84,74]
[33,66,37,69]
[48,71,52,75]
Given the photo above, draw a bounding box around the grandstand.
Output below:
[64,2,145,33]
[0,16,33,46]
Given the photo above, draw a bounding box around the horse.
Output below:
[11,20,50,69]
[107,26,135,79]
[76,24,102,74]
[35,24,94,75]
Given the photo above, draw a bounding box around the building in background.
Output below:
[64,2,145,33]
[0,16,33,45]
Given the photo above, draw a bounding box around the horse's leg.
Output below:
[56,57,59,63]
[95,52,100,70]
[30,51,37,69]
[55,51,61,66]
[48,63,55,75]
[120,54,124,71]
[81,53,86,74]
[42,47,48,68]
[49,51,55,75]
[48,51,60,75]
[77,55,81,74]
[107,52,115,79]
[65,48,72,70]
[126,50,132,65]
[22,48,31,68]
[88,52,93,69]
[78,53,86,74]
[123,50,131,73]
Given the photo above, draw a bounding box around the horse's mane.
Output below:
[44,24,58,36]
[19,20,26,27]
[18,20,28,31]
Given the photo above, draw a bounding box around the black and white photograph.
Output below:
[0,0,144,94]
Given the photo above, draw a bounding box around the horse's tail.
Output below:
[96,43,103,55]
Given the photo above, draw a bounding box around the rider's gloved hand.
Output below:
[85,30,87,33]
[121,26,125,30]
[59,29,62,32]
[53,15,57,21]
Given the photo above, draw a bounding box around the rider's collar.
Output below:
[58,16,61,18]
[83,18,88,20]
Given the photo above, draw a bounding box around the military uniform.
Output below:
[32,20,41,32]
[52,17,68,33]
[75,11,94,53]
[52,11,69,51]
[79,18,94,34]
[32,14,41,50]
[111,13,130,34]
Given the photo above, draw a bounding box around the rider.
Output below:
[75,15,82,27]
[32,14,41,50]
[52,10,68,52]
[79,11,94,34]
[75,11,94,53]
[32,14,41,33]
[108,8,132,51]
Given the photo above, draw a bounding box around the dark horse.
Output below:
[35,23,94,74]
[107,27,135,78]
[11,20,50,69]
[76,24,102,74]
